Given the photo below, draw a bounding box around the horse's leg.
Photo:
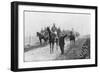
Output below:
[57,41,59,49]
[44,39,47,44]
[52,42,54,53]
[44,37,47,44]
[70,40,72,48]
[39,38,42,45]
[43,39,46,44]
[70,40,71,46]
[74,39,75,45]
[45,38,48,44]
[56,42,58,51]
[72,39,75,46]
[49,41,52,54]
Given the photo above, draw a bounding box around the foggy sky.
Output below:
[24,11,91,37]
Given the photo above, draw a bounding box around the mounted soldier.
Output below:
[51,23,57,32]
[51,23,59,50]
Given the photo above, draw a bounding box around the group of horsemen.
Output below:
[38,23,78,54]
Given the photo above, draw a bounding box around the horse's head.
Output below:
[36,32,39,36]
[46,27,51,33]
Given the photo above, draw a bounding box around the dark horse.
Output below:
[68,31,75,45]
[46,27,56,53]
[37,32,48,45]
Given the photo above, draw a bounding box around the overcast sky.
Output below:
[24,11,91,37]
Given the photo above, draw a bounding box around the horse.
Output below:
[36,32,48,45]
[55,28,61,50]
[46,27,56,53]
[68,31,76,46]
[55,34,59,50]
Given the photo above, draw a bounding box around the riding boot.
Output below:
[62,46,64,55]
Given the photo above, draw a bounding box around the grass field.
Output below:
[55,35,90,60]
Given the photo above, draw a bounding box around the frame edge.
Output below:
[10,1,98,72]
[11,2,18,72]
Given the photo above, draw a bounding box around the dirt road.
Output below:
[24,41,69,62]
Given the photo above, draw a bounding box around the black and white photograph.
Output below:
[24,11,90,62]
[11,1,97,71]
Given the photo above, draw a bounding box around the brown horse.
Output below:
[37,32,48,45]
[46,27,56,53]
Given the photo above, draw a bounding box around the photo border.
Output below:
[11,1,98,72]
